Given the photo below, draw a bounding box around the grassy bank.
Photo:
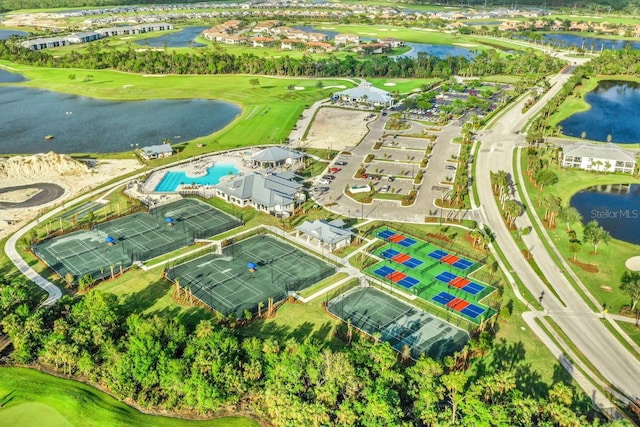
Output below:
[0,367,260,427]
[520,152,640,313]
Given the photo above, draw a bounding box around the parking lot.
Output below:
[309,109,468,222]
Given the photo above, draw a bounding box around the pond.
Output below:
[559,80,640,143]
[393,42,477,60]
[570,184,640,245]
[543,33,640,51]
[0,29,29,40]
[0,86,241,154]
[136,26,209,48]
[0,69,27,83]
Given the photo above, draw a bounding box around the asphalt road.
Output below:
[0,183,65,209]
[475,61,640,404]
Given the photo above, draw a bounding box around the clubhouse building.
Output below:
[335,81,395,107]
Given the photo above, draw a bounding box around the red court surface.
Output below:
[392,253,411,263]
[389,234,405,243]
[447,298,470,311]
[441,254,460,264]
[450,277,471,288]
[386,271,407,282]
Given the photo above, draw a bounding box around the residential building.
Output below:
[295,219,355,251]
[22,37,68,50]
[378,37,404,48]
[252,36,275,47]
[66,31,100,44]
[562,142,636,174]
[334,34,360,46]
[252,20,280,33]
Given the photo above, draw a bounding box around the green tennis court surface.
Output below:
[166,234,335,316]
[33,199,240,283]
[327,286,469,360]
[366,227,497,324]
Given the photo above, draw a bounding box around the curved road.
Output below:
[0,183,65,209]
[475,61,640,405]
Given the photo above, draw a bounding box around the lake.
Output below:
[0,69,27,82]
[543,33,640,51]
[0,29,29,40]
[570,184,640,245]
[394,42,477,60]
[0,86,241,154]
[136,26,209,48]
[559,80,640,143]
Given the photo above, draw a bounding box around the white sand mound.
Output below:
[0,152,89,180]
[384,82,397,87]
[294,86,305,90]
[625,256,640,272]
[324,85,347,89]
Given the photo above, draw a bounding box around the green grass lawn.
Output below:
[364,77,440,94]
[1,61,354,157]
[0,367,260,427]
[615,320,640,347]
[520,153,640,313]
[238,294,345,351]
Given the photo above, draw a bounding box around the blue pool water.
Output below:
[155,164,239,192]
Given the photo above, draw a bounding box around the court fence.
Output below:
[31,204,148,247]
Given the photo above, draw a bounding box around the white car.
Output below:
[380,185,390,193]
[318,179,331,185]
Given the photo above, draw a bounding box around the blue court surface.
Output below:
[435,271,457,283]
[374,266,394,277]
[403,258,423,268]
[432,291,455,305]
[453,259,473,269]
[462,282,484,295]
[429,249,447,260]
[398,276,420,289]
[381,248,400,258]
[398,238,416,247]
[378,229,394,239]
[460,304,486,319]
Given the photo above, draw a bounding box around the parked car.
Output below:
[335,161,348,166]
[445,165,457,171]
[380,185,390,193]
[318,179,331,185]
[329,167,341,173]
[387,176,395,182]
[322,175,336,180]
[314,186,330,192]
[361,173,368,179]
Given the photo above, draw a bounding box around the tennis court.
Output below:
[366,227,497,324]
[327,286,469,360]
[167,234,335,316]
[33,199,240,283]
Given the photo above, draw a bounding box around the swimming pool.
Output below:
[155,163,239,192]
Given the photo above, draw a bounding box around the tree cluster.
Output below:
[0,39,563,80]
[0,275,609,426]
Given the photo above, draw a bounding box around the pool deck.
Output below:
[142,154,248,194]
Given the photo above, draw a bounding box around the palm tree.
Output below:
[620,271,640,326]
[503,200,522,228]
